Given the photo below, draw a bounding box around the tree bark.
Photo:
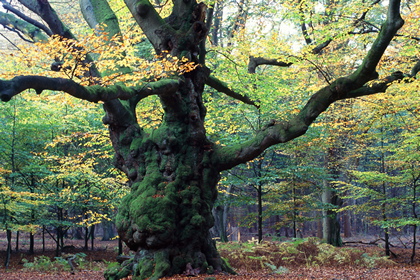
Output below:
[29,232,35,255]
[42,226,45,253]
[104,66,234,279]
[342,209,352,238]
[211,205,228,242]
[257,184,263,243]
[91,224,95,250]
[322,183,343,247]
[411,177,418,264]
[322,144,343,247]
[84,226,89,250]
[15,230,19,252]
[5,229,12,269]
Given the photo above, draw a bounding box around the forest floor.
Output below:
[0,235,420,279]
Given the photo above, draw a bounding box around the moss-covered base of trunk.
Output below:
[104,241,235,280]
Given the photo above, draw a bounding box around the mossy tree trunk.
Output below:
[99,1,231,277]
[103,65,231,279]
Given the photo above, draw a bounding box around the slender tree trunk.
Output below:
[322,180,342,246]
[227,0,249,45]
[15,230,19,252]
[211,185,231,242]
[211,205,228,242]
[61,229,65,249]
[342,207,352,238]
[382,200,390,256]
[379,140,390,256]
[321,187,330,241]
[221,202,229,240]
[316,219,323,239]
[29,232,35,255]
[322,144,343,247]
[384,228,390,256]
[257,184,263,243]
[56,226,62,257]
[118,238,123,255]
[411,179,418,264]
[42,226,45,253]
[91,224,95,250]
[84,226,89,250]
[5,104,16,268]
[29,210,35,254]
[210,1,222,47]
[56,207,64,257]
[5,229,12,268]
[412,225,417,264]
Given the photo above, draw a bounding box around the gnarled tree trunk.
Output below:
[103,65,233,279]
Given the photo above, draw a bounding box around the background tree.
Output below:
[337,79,420,257]
[0,0,418,279]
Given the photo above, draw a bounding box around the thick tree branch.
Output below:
[411,60,420,77]
[15,0,102,78]
[80,0,121,38]
[0,76,179,103]
[214,0,405,171]
[199,4,214,64]
[124,0,175,52]
[79,0,131,76]
[206,75,258,108]
[249,0,382,73]
[18,0,74,39]
[0,0,52,37]
[214,71,406,171]
[349,0,404,84]
[248,56,293,74]
[247,39,333,73]
[0,11,48,42]
[171,0,197,28]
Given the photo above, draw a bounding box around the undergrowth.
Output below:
[217,237,394,273]
[21,252,102,272]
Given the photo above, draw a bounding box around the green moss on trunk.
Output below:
[105,67,232,279]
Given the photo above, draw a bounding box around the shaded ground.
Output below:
[2,266,420,280]
[1,233,420,279]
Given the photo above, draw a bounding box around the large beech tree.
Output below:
[0,0,419,279]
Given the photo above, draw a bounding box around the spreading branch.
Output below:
[18,0,74,39]
[0,0,52,37]
[214,0,406,171]
[0,16,36,43]
[0,11,48,43]
[349,0,404,83]
[248,0,383,73]
[206,75,259,108]
[13,0,102,78]
[214,71,407,171]
[248,56,293,74]
[0,76,179,103]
